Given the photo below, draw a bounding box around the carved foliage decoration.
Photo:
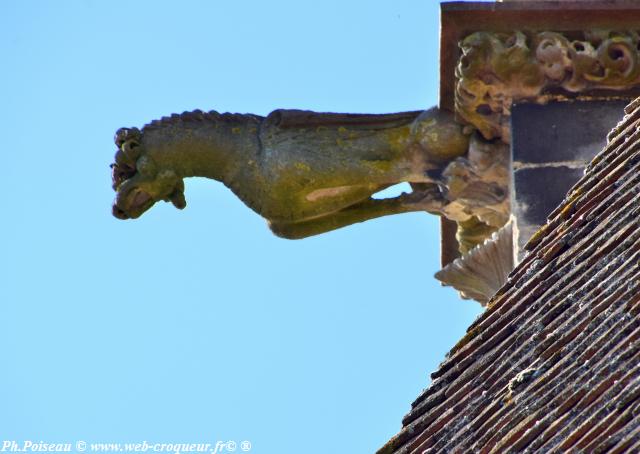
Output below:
[439,133,510,233]
[456,30,640,141]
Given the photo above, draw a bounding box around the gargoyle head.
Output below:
[111,127,186,220]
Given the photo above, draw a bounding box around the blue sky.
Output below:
[1,2,482,453]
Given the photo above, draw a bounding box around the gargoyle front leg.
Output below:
[269,185,446,239]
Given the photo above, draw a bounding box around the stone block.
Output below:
[511,100,628,164]
[513,166,584,250]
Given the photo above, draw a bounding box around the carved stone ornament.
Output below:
[111,108,482,240]
[456,30,640,141]
[110,107,512,303]
[438,134,509,241]
[435,221,513,306]
[111,30,640,305]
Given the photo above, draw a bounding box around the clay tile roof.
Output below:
[378,98,640,454]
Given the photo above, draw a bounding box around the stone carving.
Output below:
[432,132,511,303]
[456,30,640,141]
[435,221,513,305]
[111,108,485,239]
[107,29,640,304]
[436,134,510,252]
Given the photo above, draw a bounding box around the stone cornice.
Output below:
[455,30,640,141]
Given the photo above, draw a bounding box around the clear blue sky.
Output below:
[2,2,483,453]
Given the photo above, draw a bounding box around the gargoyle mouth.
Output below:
[111,127,142,190]
[112,187,155,220]
[111,162,136,192]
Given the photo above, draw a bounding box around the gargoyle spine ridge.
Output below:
[142,110,262,133]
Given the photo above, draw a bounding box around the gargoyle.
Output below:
[110,108,470,239]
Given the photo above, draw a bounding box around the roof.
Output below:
[378,97,640,453]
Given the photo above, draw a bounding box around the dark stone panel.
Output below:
[511,100,628,163]
[513,166,584,227]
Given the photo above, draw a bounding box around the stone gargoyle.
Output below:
[110,108,478,239]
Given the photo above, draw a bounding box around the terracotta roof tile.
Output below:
[378,98,640,454]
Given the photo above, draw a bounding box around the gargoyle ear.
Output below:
[114,127,141,148]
